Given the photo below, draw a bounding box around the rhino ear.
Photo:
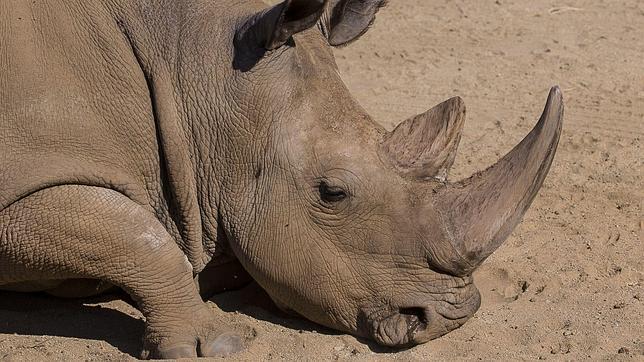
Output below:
[243,0,327,50]
[380,97,466,181]
[323,0,387,46]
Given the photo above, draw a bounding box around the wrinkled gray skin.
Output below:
[0,0,563,358]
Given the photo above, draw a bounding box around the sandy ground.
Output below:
[1,0,642,360]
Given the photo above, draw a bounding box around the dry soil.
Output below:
[1,0,642,360]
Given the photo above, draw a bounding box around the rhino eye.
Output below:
[319,181,348,203]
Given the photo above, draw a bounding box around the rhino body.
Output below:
[0,0,563,358]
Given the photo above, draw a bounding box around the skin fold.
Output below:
[0,0,563,358]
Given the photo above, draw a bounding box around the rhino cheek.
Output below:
[267,292,300,317]
[260,272,362,336]
[232,223,362,334]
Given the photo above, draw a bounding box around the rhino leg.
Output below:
[0,185,243,359]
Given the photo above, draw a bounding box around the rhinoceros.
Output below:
[0,0,563,358]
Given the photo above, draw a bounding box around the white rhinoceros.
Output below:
[0,0,563,358]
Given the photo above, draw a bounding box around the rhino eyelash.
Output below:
[318,181,349,203]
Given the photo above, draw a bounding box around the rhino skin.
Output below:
[0,0,564,358]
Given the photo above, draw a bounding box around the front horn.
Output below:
[435,86,564,268]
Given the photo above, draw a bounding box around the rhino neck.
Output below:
[105,0,255,270]
[107,0,304,271]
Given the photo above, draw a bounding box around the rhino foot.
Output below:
[141,308,246,359]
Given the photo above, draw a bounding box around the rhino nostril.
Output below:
[399,307,427,322]
[399,307,428,333]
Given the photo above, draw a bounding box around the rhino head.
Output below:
[212,0,563,347]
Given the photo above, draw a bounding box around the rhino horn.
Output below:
[435,86,564,269]
[380,96,466,181]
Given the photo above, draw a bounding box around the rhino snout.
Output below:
[359,283,481,347]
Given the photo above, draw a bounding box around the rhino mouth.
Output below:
[399,307,429,335]
[366,307,432,347]
[367,304,470,347]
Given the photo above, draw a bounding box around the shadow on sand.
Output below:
[209,282,400,354]
[0,282,397,357]
[0,290,143,357]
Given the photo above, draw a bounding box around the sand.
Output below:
[1,0,642,360]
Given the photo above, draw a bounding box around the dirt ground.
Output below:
[1,0,642,360]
